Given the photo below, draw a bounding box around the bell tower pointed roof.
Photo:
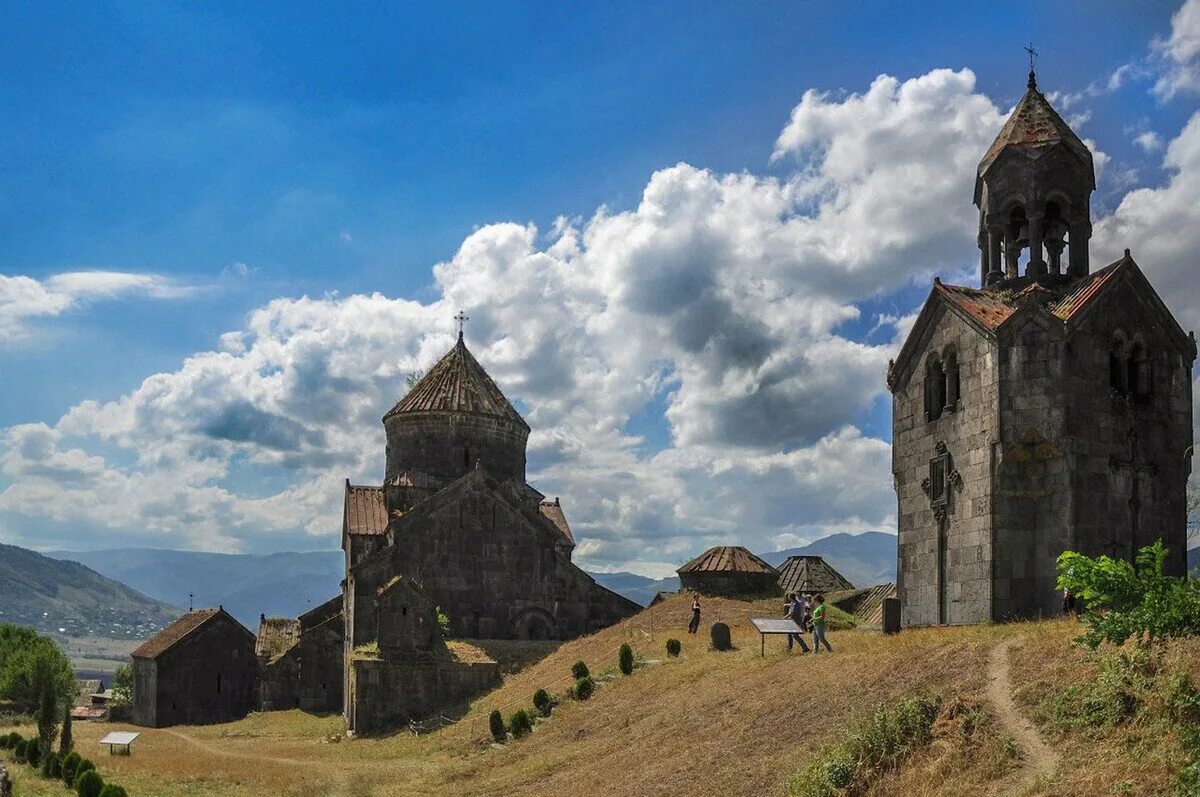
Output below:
[975,77,1095,199]
[384,336,529,430]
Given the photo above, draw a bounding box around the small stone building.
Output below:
[775,556,854,595]
[889,71,1195,626]
[131,607,257,728]
[256,616,301,710]
[256,597,345,714]
[677,546,779,596]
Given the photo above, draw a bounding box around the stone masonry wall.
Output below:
[348,658,499,736]
[893,304,998,627]
[384,413,528,485]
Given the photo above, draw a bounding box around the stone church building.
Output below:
[888,71,1195,626]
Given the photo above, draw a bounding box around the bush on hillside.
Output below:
[75,768,104,797]
[24,736,39,768]
[787,694,941,797]
[572,676,594,701]
[571,660,589,680]
[61,750,82,786]
[489,709,506,743]
[508,708,533,739]
[666,638,681,657]
[533,688,552,717]
[98,784,128,797]
[0,731,13,749]
[1058,540,1200,648]
[710,622,732,651]
[13,739,27,763]
[74,758,96,785]
[44,750,61,778]
[618,643,634,675]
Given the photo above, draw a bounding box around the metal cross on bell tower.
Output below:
[1025,42,1039,89]
[454,310,470,341]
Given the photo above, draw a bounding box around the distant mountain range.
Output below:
[0,543,178,637]
[50,548,344,630]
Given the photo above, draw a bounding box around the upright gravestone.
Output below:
[882,597,901,634]
[710,622,732,651]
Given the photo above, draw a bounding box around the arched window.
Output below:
[1109,332,1129,395]
[943,348,960,414]
[924,356,946,422]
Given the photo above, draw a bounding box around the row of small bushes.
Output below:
[0,731,127,796]
[786,694,942,797]
[491,640,686,745]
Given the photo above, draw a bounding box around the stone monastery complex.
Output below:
[129,71,1193,734]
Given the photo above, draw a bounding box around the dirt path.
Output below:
[162,728,311,767]
[986,638,1059,795]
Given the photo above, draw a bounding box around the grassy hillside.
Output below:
[3,594,1196,795]
[0,543,178,638]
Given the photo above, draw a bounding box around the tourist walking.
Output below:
[688,595,701,634]
[784,593,810,653]
[812,594,833,653]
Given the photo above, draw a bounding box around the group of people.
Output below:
[684,592,833,653]
[783,592,832,654]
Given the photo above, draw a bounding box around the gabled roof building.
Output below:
[677,546,780,596]
[888,70,1195,626]
[775,556,854,595]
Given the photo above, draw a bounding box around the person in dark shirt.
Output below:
[688,595,701,634]
[784,593,810,653]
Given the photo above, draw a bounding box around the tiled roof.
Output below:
[978,84,1093,179]
[1051,260,1123,321]
[538,499,574,545]
[776,556,855,594]
[255,617,300,660]
[935,282,1018,331]
[344,482,388,536]
[131,608,221,660]
[677,546,776,575]
[383,337,529,430]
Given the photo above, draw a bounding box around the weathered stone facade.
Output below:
[889,74,1196,626]
[131,608,257,727]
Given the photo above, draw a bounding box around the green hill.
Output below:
[0,543,179,638]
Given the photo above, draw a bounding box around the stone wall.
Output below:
[385,412,528,484]
[678,571,779,597]
[133,614,257,728]
[297,617,343,713]
[258,648,299,710]
[348,657,499,736]
[893,304,998,626]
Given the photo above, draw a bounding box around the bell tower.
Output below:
[974,68,1095,286]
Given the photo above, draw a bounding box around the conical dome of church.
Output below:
[382,333,530,485]
[384,333,529,430]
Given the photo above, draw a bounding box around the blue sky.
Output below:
[2,1,1199,573]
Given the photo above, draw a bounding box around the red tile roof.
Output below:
[978,85,1093,180]
[344,483,388,536]
[131,609,221,660]
[678,546,775,575]
[1051,260,1123,321]
[384,337,529,430]
[935,282,1017,331]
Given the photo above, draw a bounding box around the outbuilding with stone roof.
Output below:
[131,607,256,727]
[677,546,780,596]
[775,556,854,595]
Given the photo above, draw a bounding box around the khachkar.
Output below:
[887,68,1196,627]
[340,321,640,733]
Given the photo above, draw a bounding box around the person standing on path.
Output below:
[688,595,701,634]
[812,594,833,653]
[784,593,810,653]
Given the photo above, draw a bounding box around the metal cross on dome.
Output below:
[1025,42,1039,87]
[454,310,470,339]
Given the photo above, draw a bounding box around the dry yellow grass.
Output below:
[2,597,1191,796]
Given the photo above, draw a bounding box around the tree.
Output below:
[38,675,60,775]
[0,625,74,711]
[60,703,73,756]
[110,664,133,706]
[1058,539,1200,648]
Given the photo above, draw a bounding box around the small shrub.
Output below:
[573,675,594,701]
[571,660,590,680]
[45,751,61,778]
[666,638,681,657]
[711,622,732,651]
[76,768,104,797]
[13,739,27,763]
[533,688,552,717]
[62,750,82,786]
[0,732,9,749]
[25,736,39,768]
[489,709,506,743]
[99,785,128,797]
[74,758,96,783]
[618,643,634,675]
[508,708,533,738]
